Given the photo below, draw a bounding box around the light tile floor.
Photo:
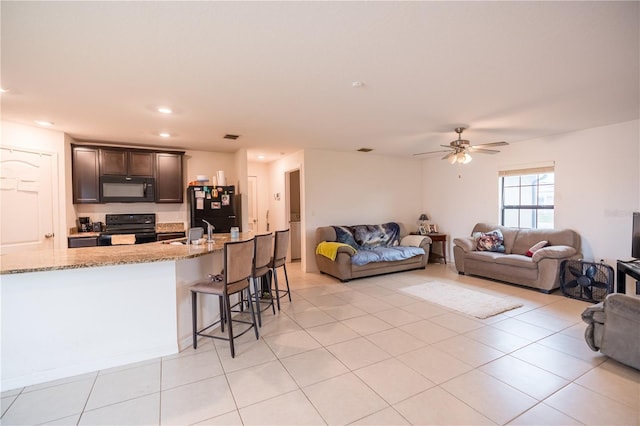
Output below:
[2,263,639,425]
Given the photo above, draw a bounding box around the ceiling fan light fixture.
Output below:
[449,154,457,164]
[462,152,472,164]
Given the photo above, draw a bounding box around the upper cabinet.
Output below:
[72,146,100,204]
[100,148,154,177]
[71,144,184,204]
[155,153,184,203]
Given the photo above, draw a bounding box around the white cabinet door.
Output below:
[0,148,55,253]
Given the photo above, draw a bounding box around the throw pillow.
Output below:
[473,230,506,252]
[526,240,548,257]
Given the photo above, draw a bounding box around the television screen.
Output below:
[633,212,640,259]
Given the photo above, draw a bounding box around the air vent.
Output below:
[224,134,240,140]
[357,148,373,152]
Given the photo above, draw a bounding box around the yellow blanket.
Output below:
[316,241,356,261]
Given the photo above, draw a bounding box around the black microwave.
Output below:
[100,176,155,203]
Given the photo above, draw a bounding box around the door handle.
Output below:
[45,233,55,238]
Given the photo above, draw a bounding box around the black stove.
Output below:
[98,213,157,245]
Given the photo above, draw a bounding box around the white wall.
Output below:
[248,161,271,234]
[422,119,640,266]
[303,149,423,272]
[1,121,68,249]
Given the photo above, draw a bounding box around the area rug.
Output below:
[400,281,523,319]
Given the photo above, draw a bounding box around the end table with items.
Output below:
[427,233,447,264]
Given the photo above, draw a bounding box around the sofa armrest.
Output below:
[531,245,577,262]
[453,237,475,253]
[400,235,432,248]
[582,301,605,351]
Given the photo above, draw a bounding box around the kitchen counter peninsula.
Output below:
[0,234,250,274]
[1,233,253,391]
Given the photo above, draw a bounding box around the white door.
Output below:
[0,147,56,253]
[247,176,258,232]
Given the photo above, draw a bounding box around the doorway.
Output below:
[0,147,58,253]
[286,169,301,261]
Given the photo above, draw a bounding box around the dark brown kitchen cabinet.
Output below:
[155,153,183,203]
[72,146,100,203]
[100,148,154,177]
[72,144,183,204]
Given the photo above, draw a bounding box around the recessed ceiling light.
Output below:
[157,107,172,114]
[159,132,171,138]
[35,120,54,127]
[0,88,9,93]
[257,155,265,160]
[352,81,365,88]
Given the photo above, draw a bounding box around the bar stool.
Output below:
[190,238,258,358]
[269,229,292,310]
[251,233,275,327]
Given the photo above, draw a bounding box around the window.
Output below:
[499,165,554,229]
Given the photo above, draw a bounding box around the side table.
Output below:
[427,233,447,264]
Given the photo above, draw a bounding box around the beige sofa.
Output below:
[315,223,431,282]
[453,223,581,292]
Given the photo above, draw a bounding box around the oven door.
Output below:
[100,176,155,203]
[98,232,157,246]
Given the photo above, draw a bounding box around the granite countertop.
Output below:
[1,233,253,275]
[156,222,186,233]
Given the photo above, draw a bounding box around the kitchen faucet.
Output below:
[202,220,215,242]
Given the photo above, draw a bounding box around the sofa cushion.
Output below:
[333,226,359,248]
[495,254,537,269]
[474,230,506,252]
[351,246,425,266]
[472,223,518,253]
[352,223,400,248]
[332,222,400,249]
[512,228,579,255]
[466,251,504,263]
[526,240,548,257]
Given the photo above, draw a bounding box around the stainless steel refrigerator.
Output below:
[187,185,240,233]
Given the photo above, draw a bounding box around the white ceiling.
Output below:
[1,1,638,162]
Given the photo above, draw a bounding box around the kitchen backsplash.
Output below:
[75,202,187,226]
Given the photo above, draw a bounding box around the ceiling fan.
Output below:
[413,127,509,164]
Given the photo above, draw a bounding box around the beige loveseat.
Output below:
[315,223,431,282]
[453,223,581,292]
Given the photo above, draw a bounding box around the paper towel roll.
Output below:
[216,170,226,186]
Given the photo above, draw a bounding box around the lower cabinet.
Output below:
[68,236,98,248]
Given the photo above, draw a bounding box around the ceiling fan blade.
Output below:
[412,149,451,156]
[473,141,509,149]
[442,152,456,161]
[468,148,500,154]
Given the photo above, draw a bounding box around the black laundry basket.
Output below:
[560,260,614,303]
